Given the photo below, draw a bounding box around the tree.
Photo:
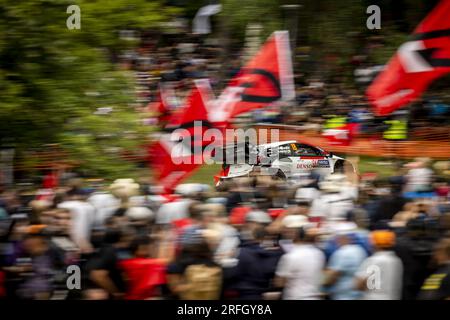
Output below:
[0,0,176,180]
[220,0,282,42]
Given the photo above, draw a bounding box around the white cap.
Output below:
[175,183,210,196]
[332,221,358,235]
[319,174,348,193]
[109,178,140,198]
[246,210,272,224]
[282,215,310,228]
[126,207,154,221]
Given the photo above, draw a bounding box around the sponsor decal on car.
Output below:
[317,159,330,168]
[296,163,314,169]
[296,159,330,169]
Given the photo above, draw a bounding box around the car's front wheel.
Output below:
[333,160,345,173]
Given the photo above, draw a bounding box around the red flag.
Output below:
[210,31,295,122]
[148,138,198,193]
[147,83,175,125]
[149,80,221,193]
[367,0,450,116]
[322,123,359,146]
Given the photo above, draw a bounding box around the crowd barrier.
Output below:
[254,124,450,159]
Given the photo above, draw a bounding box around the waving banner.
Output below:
[210,31,295,122]
[147,83,177,126]
[367,0,450,116]
[149,80,219,193]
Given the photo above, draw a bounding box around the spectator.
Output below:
[323,225,367,300]
[275,225,326,300]
[167,238,222,300]
[418,238,450,300]
[58,187,95,254]
[354,230,403,300]
[85,226,131,300]
[17,231,55,300]
[120,235,167,300]
[405,158,434,193]
[226,227,282,299]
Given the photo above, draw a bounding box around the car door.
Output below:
[265,144,293,177]
[288,143,331,175]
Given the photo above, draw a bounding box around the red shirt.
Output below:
[229,206,252,225]
[0,271,4,297]
[120,258,167,300]
[171,218,193,233]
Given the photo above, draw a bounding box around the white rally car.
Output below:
[215,140,354,182]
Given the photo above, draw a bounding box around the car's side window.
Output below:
[291,144,321,156]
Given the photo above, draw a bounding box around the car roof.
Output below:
[259,140,329,155]
[259,140,297,148]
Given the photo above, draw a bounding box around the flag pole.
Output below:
[280,4,302,60]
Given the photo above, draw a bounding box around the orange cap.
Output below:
[370,230,396,248]
[26,224,47,235]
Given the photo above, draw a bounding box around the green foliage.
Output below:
[0,0,442,181]
[369,30,407,64]
[220,0,283,41]
[0,0,173,179]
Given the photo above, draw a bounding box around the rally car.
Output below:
[214,140,354,182]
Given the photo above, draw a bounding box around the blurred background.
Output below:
[0,0,449,301]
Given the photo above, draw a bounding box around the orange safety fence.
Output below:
[409,127,450,141]
[254,124,450,159]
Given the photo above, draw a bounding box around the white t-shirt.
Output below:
[58,200,95,245]
[88,192,120,226]
[155,199,193,224]
[276,244,326,300]
[406,167,433,192]
[295,187,321,202]
[356,251,403,300]
[310,193,355,220]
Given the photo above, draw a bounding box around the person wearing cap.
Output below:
[266,199,311,237]
[354,230,403,300]
[274,224,325,300]
[323,223,367,300]
[276,213,311,253]
[293,172,321,204]
[239,210,272,244]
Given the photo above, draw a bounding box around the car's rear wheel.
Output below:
[273,169,287,180]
